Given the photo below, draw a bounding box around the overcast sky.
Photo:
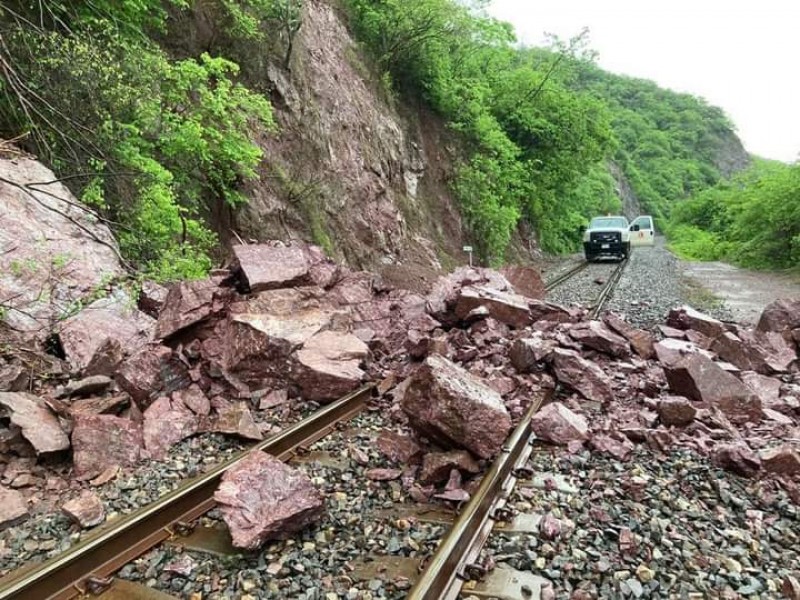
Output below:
[486,0,800,163]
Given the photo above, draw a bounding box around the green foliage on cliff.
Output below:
[668,160,800,269]
[0,1,278,280]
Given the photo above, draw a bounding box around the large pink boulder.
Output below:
[500,266,546,300]
[603,313,655,359]
[142,397,199,460]
[232,244,311,293]
[292,331,368,401]
[551,348,615,403]
[569,321,630,358]
[667,306,727,339]
[0,392,69,454]
[71,414,143,480]
[214,452,325,549]
[400,355,512,459]
[454,286,532,328]
[531,402,589,445]
[156,279,225,340]
[115,345,191,408]
[757,298,800,342]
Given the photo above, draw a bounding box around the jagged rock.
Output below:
[376,430,422,464]
[657,396,697,426]
[590,433,634,461]
[711,442,761,478]
[202,402,262,440]
[62,490,105,528]
[155,278,224,340]
[71,414,143,480]
[603,313,655,359]
[58,294,153,376]
[0,157,124,336]
[711,329,796,374]
[292,331,368,401]
[551,348,615,403]
[653,338,714,365]
[529,299,574,324]
[740,372,782,407]
[500,265,546,300]
[760,445,800,475]
[509,337,555,373]
[142,397,198,460]
[233,244,311,293]
[115,344,191,408]
[0,365,28,393]
[454,286,532,328]
[569,320,631,358]
[0,392,69,454]
[259,389,289,410]
[419,450,480,485]
[60,375,113,398]
[662,353,762,424]
[68,394,129,417]
[214,451,324,549]
[366,468,403,481]
[757,298,800,342]
[658,325,686,339]
[0,486,28,530]
[531,402,589,445]
[172,385,211,416]
[400,355,511,459]
[426,267,515,322]
[138,280,169,318]
[667,305,727,339]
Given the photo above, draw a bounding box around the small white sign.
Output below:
[463,245,473,252]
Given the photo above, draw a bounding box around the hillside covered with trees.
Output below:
[0,0,754,278]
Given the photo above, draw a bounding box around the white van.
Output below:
[630,215,655,247]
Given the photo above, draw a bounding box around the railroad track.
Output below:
[0,384,374,600]
[545,258,628,318]
[543,261,589,291]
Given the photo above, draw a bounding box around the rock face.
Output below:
[233,244,311,292]
[401,355,512,459]
[662,353,762,424]
[0,157,123,336]
[214,451,325,549]
[454,286,532,328]
[569,321,630,358]
[292,331,368,401]
[0,392,69,454]
[62,491,105,528]
[71,414,144,479]
[531,402,589,445]
[551,348,615,403]
[0,486,28,530]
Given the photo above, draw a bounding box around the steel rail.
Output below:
[0,384,374,600]
[589,258,628,319]
[544,261,589,291]
[405,394,546,600]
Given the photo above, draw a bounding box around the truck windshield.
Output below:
[589,217,627,229]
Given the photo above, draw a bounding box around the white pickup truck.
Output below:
[582,216,631,261]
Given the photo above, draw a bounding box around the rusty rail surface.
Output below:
[589,258,628,319]
[406,393,547,600]
[543,261,589,291]
[0,384,374,600]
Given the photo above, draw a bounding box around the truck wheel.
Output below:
[621,243,631,260]
[584,252,595,263]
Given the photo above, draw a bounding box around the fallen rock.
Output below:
[658,325,686,339]
[62,490,105,528]
[603,313,655,359]
[142,397,199,460]
[71,414,143,480]
[59,375,113,398]
[419,450,480,485]
[530,402,589,445]
[172,385,211,416]
[365,468,403,481]
[711,441,761,478]
[500,265,545,300]
[292,331,368,401]
[569,320,630,358]
[657,396,697,427]
[376,430,422,464]
[401,355,512,459]
[740,372,782,407]
[712,329,796,374]
[757,298,800,341]
[68,394,129,417]
[653,338,713,366]
[156,278,224,340]
[509,337,554,373]
[454,286,532,328]
[551,348,615,403]
[590,433,634,461]
[529,299,574,324]
[0,486,28,530]
[0,392,70,454]
[233,244,311,293]
[258,389,289,411]
[426,267,515,322]
[214,451,325,549]
[760,445,800,476]
[137,280,168,318]
[662,353,762,424]
[116,344,191,408]
[202,402,262,440]
[667,305,727,339]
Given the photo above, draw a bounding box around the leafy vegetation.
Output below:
[668,160,800,269]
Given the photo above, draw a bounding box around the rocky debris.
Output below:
[652,338,713,365]
[71,414,143,480]
[115,344,191,408]
[155,278,226,340]
[551,348,615,403]
[401,355,512,459]
[568,320,630,358]
[137,281,168,318]
[656,396,697,427]
[142,397,199,460]
[712,329,796,374]
[711,442,761,478]
[172,385,211,416]
[58,375,113,398]
[529,299,574,324]
[760,445,800,475]
[214,451,325,549]
[376,430,422,464]
[68,394,129,417]
[757,298,800,342]
[0,392,69,454]
[426,267,515,323]
[292,331,368,401]
[0,486,28,530]
[58,294,153,376]
[201,402,262,441]
[62,490,105,528]
[661,352,762,424]
[603,312,655,359]
[667,305,727,339]
[232,244,312,292]
[0,157,124,336]
[531,402,589,445]
[509,337,555,373]
[258,389,289,411]
[419,450,480,485]
[740,371,782,407]
[500,265,546,300]
[454,286,532,328]
[590,433,634,461]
